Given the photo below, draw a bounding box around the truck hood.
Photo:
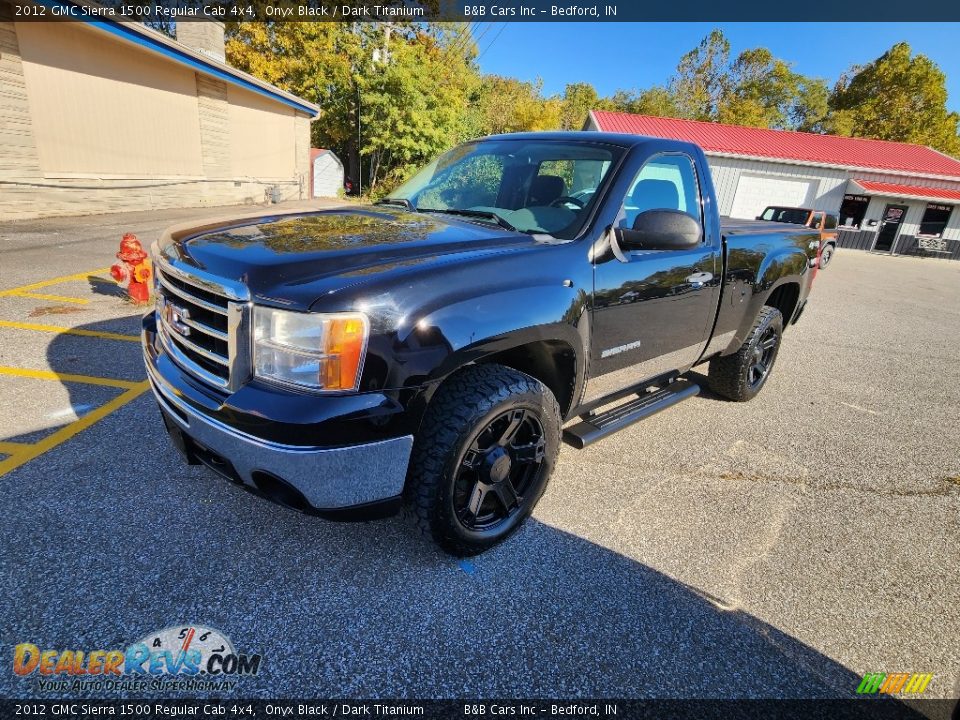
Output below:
[157,207,539,309]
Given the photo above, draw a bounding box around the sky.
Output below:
[476,23,960,113]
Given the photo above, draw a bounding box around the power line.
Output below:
[476,23,507,61]
[471,22,494,51]
[445,22,476,59]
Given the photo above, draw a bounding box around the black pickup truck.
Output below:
[143,131,819,555]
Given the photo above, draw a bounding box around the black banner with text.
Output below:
[8,0,960,22]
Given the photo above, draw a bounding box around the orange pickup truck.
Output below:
[758,206,839,268]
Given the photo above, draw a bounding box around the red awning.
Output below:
[851,179,960,204]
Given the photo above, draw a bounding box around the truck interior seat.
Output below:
[622,179,680,227]
[528,175,565,206]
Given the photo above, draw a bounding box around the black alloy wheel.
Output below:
[406,363,561,556]
[707,305,783,402]
[747,325,779,390]
[453,408,547,531]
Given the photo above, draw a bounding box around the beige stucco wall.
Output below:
[0,20,313,221]
[228,85,297,180]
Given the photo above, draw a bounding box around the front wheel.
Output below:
[406,364,561,556]
[707,306,783,402]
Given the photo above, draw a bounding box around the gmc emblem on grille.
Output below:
[162,298,191,337]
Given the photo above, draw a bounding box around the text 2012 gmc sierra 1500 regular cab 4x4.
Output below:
[143,132,819,555]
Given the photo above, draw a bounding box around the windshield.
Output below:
[387,139,623,239]
[761,207,811,225]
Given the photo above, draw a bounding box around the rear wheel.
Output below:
[708,306,783,402]
[406,364,561,556]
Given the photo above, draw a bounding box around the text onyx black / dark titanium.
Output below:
[142,131,819,555]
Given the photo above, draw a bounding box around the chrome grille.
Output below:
[154,252,252,392]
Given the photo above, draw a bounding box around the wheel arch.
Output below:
[476,340,579,419]
[419,334,583,421]
[764,281,801,327]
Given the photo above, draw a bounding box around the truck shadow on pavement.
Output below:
[0,318,933,712]
[681,369,726,401]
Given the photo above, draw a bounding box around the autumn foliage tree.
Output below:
[226,22,477,194]
[829,42,960,157]
[636,30,830,131]
[559,82,599,130]
[466,75,562,136]
[225,23,960,197]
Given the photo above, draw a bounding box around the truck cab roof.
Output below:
[478,131,703,153]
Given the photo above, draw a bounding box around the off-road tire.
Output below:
[406,364,561,556]
[708,305,783,402]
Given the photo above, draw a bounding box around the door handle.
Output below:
[685,272,713,288]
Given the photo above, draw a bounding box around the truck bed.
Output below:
[720,216,815,236]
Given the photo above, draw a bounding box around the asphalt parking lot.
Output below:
[0,207,958,702]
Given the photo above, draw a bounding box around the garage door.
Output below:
[729,174,817,219]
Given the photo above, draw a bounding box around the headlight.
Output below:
[253,307,369,392]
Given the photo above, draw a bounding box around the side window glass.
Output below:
[825,214,838,230]
[620,154,701,230]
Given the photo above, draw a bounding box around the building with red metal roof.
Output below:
[587,110,960,260]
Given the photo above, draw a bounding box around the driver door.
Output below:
[586,151,720,403]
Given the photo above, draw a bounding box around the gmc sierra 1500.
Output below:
[143,131,819,555]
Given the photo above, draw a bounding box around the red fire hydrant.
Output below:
[110,233,152,304]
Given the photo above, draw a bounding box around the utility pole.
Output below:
[355,22,393,197]
[349,22,362,198]
[356,82,361,198]
[368,22,392,192]
[356,22,394,198]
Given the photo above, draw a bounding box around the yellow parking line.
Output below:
[0,320,140,342]
[0,267,111,297]
[6,291,90,305]
[0,366,143,390]
[0,380,151,478]
[0,441,29,455]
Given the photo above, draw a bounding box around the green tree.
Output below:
[632,87,682,118]
[226,22,478,195]
[670,29,730,121]
[560,82,599,130]
[361,25,478,191]
[791,79,831,133]
[598,87,680,118]
[597,30,829,133]
[466,75,562,136]
[718,47,829,130]
[829,42,960,156]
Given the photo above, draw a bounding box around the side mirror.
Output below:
[756,215,763,220]
[617,209,702,252]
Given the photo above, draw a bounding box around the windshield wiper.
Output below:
[375,197,416,211]
[419,208,517,232]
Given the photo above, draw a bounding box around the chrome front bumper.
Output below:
[148,373,413,511]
